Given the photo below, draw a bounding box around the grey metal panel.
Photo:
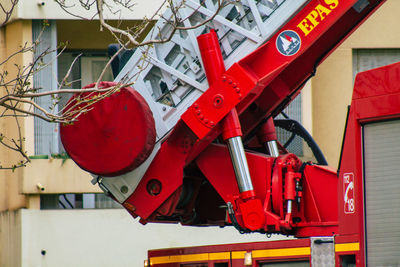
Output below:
[311,237,335,267]
[363,120,400,266]
[32,20,59,155]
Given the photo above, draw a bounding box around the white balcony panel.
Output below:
[17,209,292,267]
[1,0,165,22]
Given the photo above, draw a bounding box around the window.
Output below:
[340,255,356,267]
[181,264,208,267]
[40,193,122,210]
[259,261,309,267]
[57,52,114,98]
[80,56,114,87]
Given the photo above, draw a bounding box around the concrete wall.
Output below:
[311,0,400,168]
[0,211,22,267]
[17,209,291,267]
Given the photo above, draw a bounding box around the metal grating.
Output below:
[276,94,303,156]
[311,237,335,267]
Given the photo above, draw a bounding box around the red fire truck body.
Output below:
[146,62,400,266]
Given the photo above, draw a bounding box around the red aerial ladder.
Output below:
[59,0,400,265]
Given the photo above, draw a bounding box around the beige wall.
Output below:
[311,0,400,168]
[0,20,34,212]
[22,159,100,194]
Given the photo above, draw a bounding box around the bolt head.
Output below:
[120,185,129,194]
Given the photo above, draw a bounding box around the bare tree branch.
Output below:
[0,0,232,170]
[0,0,18,27]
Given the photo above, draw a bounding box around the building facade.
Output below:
[0,0,399,266]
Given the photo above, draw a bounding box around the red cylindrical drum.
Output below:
[60,81,156,177]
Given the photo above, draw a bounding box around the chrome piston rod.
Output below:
[227,136,254,193]
[267,140,280,158]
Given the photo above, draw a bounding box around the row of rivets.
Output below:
[222,75,242,99]
[193,103,214,127]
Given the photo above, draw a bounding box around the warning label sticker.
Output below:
[343,173,355,214]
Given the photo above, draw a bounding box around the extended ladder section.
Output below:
[115,0,309,142]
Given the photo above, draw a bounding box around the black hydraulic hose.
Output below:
[227,202,251,234]
[274,119,328,166]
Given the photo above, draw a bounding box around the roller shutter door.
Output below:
[363,120,400,266]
